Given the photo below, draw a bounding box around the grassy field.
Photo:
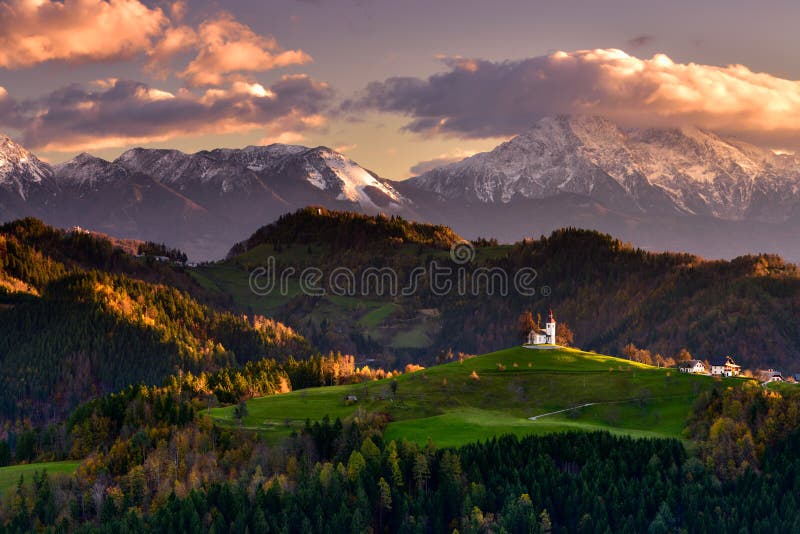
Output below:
[0,461,80,495]
[209,346,734,446]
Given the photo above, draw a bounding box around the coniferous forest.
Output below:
[3,216,800,532]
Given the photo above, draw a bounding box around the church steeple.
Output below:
[545,308,557,345]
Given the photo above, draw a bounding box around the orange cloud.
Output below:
[0,2,313,90]
[179,13,313,87]
[354,48,800,147]
[550,49,800,140]
[0,0,168,68]
[145,25,199,77]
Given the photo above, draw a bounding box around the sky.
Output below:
[2,0,800,179]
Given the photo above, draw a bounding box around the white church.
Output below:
[527,309,557,346]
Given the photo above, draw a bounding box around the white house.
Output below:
[678,360,706,374]
[710,356,741,377]
[527,309,557,346]
[758,369,783,383]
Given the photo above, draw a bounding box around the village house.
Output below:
[678,360,706,374]
[710,355,741,377]
[758,369,783,383]
[527,309,557,346]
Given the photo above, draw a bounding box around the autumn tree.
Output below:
[556,321,575,347]
[518,310,535,341]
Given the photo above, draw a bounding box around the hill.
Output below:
[227,206,461,258]
[193,208,800,372]
[209,346,730,447]
[0,218,310,422]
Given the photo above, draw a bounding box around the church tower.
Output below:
[545,308,557,345]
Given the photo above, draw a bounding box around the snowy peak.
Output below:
[409,115,800,221]
[111,143,407,211]
[297,147,405,209]
[0,134,55,200]
[208,143,308,172]
[54,153,128,188]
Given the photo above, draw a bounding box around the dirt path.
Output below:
[528,393,696,421]
[528,403,599,420]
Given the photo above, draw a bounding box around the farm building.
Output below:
[678,360,706,374]
[710,355,740,377]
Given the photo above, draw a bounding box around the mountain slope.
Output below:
[0,218,310,422]
[408,115,800,221]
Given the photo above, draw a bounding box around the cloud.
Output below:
[333,143,357,153]
[0,1,313,89]
[0,76,333,151]
[349,48,800,148]
[0,0,168,68]
[145,24,199,77]
[409,150,476,175]
[178,13,312,87]
[0,85,22,126]
[627,35,655,48]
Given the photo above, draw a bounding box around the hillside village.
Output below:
[527,309,794,385]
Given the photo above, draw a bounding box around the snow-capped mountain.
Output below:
[53,153,130,192]
[115,144,406,211]
[0,135,59,209]
[0,136,416,259]
[264,146,405,209]
[409,115,800,222]
[8,117,800,262]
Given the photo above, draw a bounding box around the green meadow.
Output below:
[0,461,81,495]
[209,346,730,446]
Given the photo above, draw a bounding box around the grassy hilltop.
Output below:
[210,345,732,447]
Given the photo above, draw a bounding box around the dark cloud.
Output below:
[0,76,334,151]
[0,87,24,128]
[347,49,800,147]
[627,34,655,48]
[345,54,605,138]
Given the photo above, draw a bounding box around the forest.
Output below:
[214,208,800,372]
[0,218,310,422]
[3,377,800,532]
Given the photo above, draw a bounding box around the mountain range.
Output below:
[4,115,800,260]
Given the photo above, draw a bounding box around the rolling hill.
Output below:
[208,345,732,447]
